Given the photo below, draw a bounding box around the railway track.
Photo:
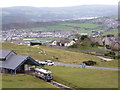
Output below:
[26,73,75,90]
[48,81,74,90]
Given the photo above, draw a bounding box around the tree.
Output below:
[80,35,88,41]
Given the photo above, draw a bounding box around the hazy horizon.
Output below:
[1,4,118,8]
[0,0,118,8]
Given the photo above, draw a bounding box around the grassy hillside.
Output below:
[1,42,118,68]
[2,75,55,88]
[1,42,119,89]
[1,42,100,64]
[44,66,118,88]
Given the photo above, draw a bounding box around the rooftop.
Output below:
[0,49,42,70]
[0,49,16,59]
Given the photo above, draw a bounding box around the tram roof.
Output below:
[35,68,52,74]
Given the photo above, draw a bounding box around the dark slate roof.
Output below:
[0,49,42,70]
[0,50,12,59]
[0,55,28,70]
[0,54,42,70]
[0,49,16,59]
[0,51,42,70]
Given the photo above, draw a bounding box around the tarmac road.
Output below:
[54,62,120,71]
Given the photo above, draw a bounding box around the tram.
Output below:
[34,68,53,81]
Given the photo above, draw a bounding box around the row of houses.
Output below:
[102,36,120,51]
[51,39,76,47]
[50,35,120,51]
[2,29,74,41]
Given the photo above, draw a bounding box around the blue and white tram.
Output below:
[35,68,53,81]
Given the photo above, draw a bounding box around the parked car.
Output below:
[45,60,54,66]
[39,61,47,65]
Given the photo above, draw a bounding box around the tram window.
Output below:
[44,74,47,76]
[47,74,51,76]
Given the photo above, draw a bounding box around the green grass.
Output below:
[18,23,101,31]
[77,29,92,34]
[69,46,103,50]
[61,23,104,34]
[2,75,55,88]
[44,66,118,88]
[77,29,105,34]
[0,42,119,68]
[61,23,102,28]
[102,29,118,36]
[18,25,72,31]
[77,26,108,34]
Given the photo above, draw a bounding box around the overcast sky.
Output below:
[0,0,119,8]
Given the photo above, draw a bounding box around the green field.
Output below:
[2,75,55,88]
[2,65,119,89]
[18,25,72,31]
[44,66,118,88]
[0,42,119,68]
[61,23,107,34]
[19,23,102,31]
[61,23,102,28]
[102,29,118,35]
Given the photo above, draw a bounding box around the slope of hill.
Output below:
[2,15,118,35]
[1,5,117,24]
[1,42,118,68]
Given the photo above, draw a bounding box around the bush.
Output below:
[91,42,97,47]
[106,45,111,49]
[80,35,88,41]
[104,51,115,58]
[104,52,110,56]
[30,42,42,46]
[109,51,115,55]
[83,60,97,66]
